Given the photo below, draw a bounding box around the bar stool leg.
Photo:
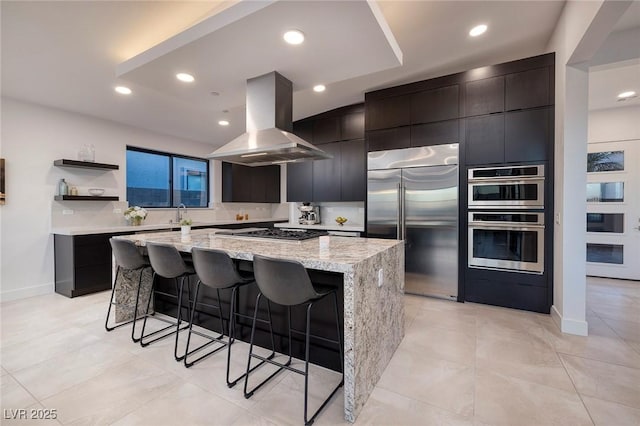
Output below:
[104,266,121,332]
[174,276,187,361]
[304,303,313,425]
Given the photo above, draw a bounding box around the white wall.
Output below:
[0,97,221,300]
[546,0,631,335]
[589,106,640,143]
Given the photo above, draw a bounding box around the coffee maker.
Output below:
[298,202,321,225]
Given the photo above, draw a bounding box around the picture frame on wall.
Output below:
[1,158,5,205]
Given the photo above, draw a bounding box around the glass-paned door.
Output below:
[586,140,640,280]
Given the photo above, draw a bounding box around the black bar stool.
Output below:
[140,242,195,361]
[186,248,276,387]
[244,254,344,426]
[106,238,151,342]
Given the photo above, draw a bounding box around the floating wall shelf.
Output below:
[53,159,119,170]
[54,195,119,201]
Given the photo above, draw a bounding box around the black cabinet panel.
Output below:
[365,94,411,130]
[312,142,342,201]
[466,114,505,165]
[313,117,341,144]
[367,127,411,152]
[411,85,459,124]
[411,120,459,147]
[465,277,550,313]
[286,162,313,202]
[340,139,366,201]
[465,76,505,116]
[505,108,550,163]
[341,113,365,141]
[223,163,280,203]
[506,67,550,111]
[292,120,314,142]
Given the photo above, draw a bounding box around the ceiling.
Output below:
[1,1,637,147]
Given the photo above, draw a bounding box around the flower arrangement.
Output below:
[179,218,192,226]
[124,206,147,225]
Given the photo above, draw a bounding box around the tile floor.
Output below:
[1,276,639,425]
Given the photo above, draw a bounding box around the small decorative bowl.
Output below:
[335,217,348,226]
[88,188,105,196]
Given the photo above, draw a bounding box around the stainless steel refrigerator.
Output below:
[367,144,458,299]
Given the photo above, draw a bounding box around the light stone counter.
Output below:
[115,229,404,423]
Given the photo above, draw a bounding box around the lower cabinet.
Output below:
[54,233,120,298]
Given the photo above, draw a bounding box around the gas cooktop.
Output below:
[240,228,329,241]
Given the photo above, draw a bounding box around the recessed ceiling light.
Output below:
[114,86,132,95]
[176,73,195,83]
[283,30,305,45]
[617,90,636,99]
[313,84,326,93]
[218,120,230,126]
[469,24,488,37]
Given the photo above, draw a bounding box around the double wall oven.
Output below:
[467,165,545,274]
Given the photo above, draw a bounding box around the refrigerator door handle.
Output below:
[396,182,402,240]
[401,184,407,241]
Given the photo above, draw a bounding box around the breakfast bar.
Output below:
[114,229,405,422]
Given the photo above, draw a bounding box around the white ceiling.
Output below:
[2,1,636,147]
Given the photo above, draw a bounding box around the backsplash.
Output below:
[51,201,289,229]
[287,201,365,227]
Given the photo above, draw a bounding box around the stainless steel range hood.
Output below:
[208,72,331,166]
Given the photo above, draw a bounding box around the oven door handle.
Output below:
[469,223,545,230]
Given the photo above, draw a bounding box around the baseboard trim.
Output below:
[1,283,53,302]
[551,304,589,336]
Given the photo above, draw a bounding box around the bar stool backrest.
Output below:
[252,254,319,306]
[192,247,245,289]
[110,238,148,270]
[146,242,190,279]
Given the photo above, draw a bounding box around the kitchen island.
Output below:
[114,229,404,422]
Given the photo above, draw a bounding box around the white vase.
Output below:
[181,225,191,236]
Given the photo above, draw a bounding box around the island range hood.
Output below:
[207,72,331,166]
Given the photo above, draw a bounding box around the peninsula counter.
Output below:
[114,229,404,422]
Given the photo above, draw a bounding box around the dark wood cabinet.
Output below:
[286,162,313,202]
[411,120,459,147]
[506,67,551,111]
[365,94,411,131]
[313,117,341,144]
[505,108,551,163]
[292,120,314,142]
[340,139,366,201]
[55,233,117,297]
[341,113,365,141]
[312,142,342,201]
[464,76,505,116]
[222,163,280,203]
[367,127,411,151]
[411,85,459,124]
[465,114,505,165]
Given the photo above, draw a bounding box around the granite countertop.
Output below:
[116,228,401,273]
[51,217,288,236]
[274,222,364,232]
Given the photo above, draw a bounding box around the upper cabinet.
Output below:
[464,76,505,116]
[365,95,411,131]
[288,104,366,202]
[411,85,459,124]
[222,163,280,203]
[505,67,551,111]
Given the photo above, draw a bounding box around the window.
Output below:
[126,147,209,207]
[587,150,624,172]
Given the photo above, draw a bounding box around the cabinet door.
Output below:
[222,163,252,202]
[506,67,550,111]
[340,139,366,201]
[505,108,550,163]
[261,165,281,203]
[365,94,411,131]
[411,85,459,124]
[313,116,341,144]
[312,142,342,201]
[293,120,314,142]
[367,127,411,152]
[466,114,505,165]
[287,162,313,202]
[465,76,505,116]
[411,120,459,147]
[341,112,365,141]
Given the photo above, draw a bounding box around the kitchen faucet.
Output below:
[176,203,187,222]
